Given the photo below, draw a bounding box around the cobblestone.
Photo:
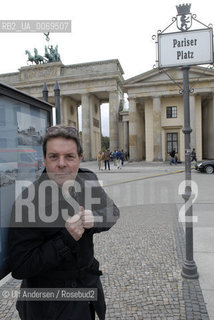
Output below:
[94,204,209,319]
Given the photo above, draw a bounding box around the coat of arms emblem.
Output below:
[176,4,192,31]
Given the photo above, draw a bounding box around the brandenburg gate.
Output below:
[0,60,124,160]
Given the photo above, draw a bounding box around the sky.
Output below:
[0,0,214,135]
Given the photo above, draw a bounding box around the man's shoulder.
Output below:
[79,167,94,173]
[78,168,98,180]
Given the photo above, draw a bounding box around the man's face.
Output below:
[44,137,82,186]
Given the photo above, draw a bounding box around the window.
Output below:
[166,106,177,118]
[167,133,178,153]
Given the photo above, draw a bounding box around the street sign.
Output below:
[158,28,213,68]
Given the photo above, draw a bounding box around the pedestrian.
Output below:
[112,150,117,166]
[121,149,125,166]
[103,149,110,170]
[191,148,197,162]
[97,151,103,170]
[116,150,122,169]
[8,125,120,320]
[127,151,129,161]
[125,151,128,161]
[169,149,177,165]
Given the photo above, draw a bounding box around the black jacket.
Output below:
[170,150,176,158]
[8,168,119,320]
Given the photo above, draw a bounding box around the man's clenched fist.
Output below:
[80,208,94,229]
[65,207,94,241]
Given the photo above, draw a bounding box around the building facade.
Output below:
[1,62,214,162]
[124,66,214,162]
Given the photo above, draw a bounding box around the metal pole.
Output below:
[42,82,48,102]
[54,81,61,124]
[181,66,198,279]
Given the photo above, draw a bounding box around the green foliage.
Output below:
[101,135,109,151]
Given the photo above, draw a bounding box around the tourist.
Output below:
[8,125,120,320]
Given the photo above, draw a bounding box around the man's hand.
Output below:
[80,208,94,229]
[65,213,85,241]
[65,207,94,241]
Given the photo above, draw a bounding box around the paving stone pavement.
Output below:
[94,204,209,320]
[0,203,209,319]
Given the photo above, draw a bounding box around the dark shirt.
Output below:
[170,150,176,158]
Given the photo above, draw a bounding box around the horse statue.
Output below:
[54,45,61,62]
[44,45,55,62]
[25,50,35,64]
[34,48,46,64]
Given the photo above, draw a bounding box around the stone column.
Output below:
[145,99,153,161]
[190,94,196,149]
[211,94,214,158]
[195,95,202,161]
[153,96,162,160]
[81,94,91,160]
[77,103,81,131]
[128,98,137,161]
[109,91,120,151]
[123,121,128,152]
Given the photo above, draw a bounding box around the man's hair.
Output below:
[43,125,83,157]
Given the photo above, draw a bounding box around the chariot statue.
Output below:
[25,33,61,65]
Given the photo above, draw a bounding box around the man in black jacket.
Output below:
[169,149,177,165]
[8,125,120,320]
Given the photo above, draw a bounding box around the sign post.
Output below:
[156,3,213,279]
[181,65,198,278]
